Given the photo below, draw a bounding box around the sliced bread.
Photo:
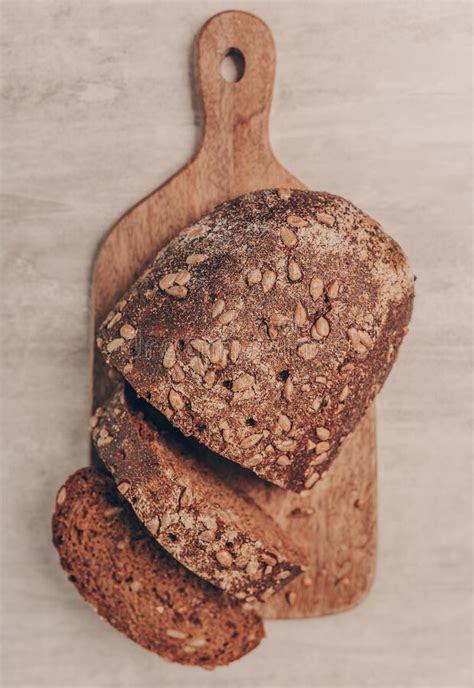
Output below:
[52,467,264,669]
[92,386,304,602]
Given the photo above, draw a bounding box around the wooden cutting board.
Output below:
[91,10,377,620]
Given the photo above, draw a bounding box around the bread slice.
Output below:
[52,467,264,668]
[96,189,414,492]
[92,385,304,602]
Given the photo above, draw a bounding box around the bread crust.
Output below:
[92,385,304,601]
[97,189,414,491]
[52,468,264,668]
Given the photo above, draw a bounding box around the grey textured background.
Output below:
[1,1,472,687]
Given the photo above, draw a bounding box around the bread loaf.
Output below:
[52,468,264,668]
[97,189,414,491]
[92,385,304,601]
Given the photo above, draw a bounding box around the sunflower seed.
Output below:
[278,414,292,432]
[203,370,216,387]
[281,227,298,247]
[246,269,262,286]
[165,285,187,298]
[246,561,261,578]
[216,550,233,568]
[287,215,307,227]
[240,434,263,449]
[294,301,307,326]
[262,270,276,293]
[316,212,335,226]
[189,356,206,376]
[288,258,302,281]
[169,389,184,411]
[327,280,340,298]
[246,454,263,467]
[171,365,185,383]
[309,277,324,301]
[159,273,177,290]
[107,311,122,329]
[316,441,330,454]
[314,316,330,338]
[163,344,176,369]
[123,362,133,374]
[233,373,255,392]
[316,427,330,440]
[278,188,292,200]
[57,486,67,505]
[283,377,294,401]
[275,438,297,451]
[174,270,191,286]
[304,473,320,489]
[166,629,187,639]
[276,455,291,466]
[186,253,208,265]
[270,313,288,326]
[188,637,206,648]
[260,587,275,601]
[230,340,241,363]
[210,340,224,364]
[211,298,225,318]
[106,338,124,353]
[118,481,131,495]
[190,338,210,357]
[297,342,318,360]
[359,330,374,348]
[219,309,238,325]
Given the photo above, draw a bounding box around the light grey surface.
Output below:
[0,1,472,687]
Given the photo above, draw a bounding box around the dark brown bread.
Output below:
[52,468,264,669]
[92,385,304,602]
[97,189,414,492]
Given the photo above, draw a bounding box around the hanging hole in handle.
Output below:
[220,48,245,83]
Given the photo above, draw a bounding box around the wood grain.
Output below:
[91,9,377,619]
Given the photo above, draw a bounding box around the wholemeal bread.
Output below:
[97,188,414,492]
[52,468,264,668]
[92,385,304,602]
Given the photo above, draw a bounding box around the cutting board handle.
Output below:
[194,10,276,165]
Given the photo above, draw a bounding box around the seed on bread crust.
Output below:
[106,338,124,353]
[166,285,188,299]
[316,427,330,440]
[262,270,276,293]
[246,269,262,286]
[287,215,307,228]
[294,301,307,327]
[281,227,298,247]
[186,253,208,265]
[118,481,131,495]
[309,277,324,301]
[212,298,225,318]
[288,259,302,282]
[219,310,238,325]
[297,342,318,360]
[57,486,67,505]
[230,340,241,363]
[233,373,255,392]
[159,273,177,290]
[190,339,210,357]
[174,271,191,286]
[169,390,185,411]
[327,280,340,299]
[316,212,335,226]
[216,550,233,568]
[163,344,176,369]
